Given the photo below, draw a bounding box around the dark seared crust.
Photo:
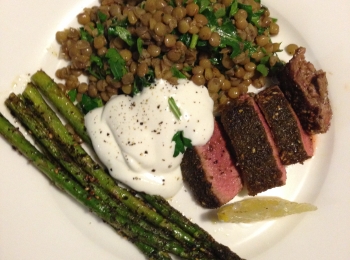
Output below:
[256,86,312,165]
[220,96,285,195]
[181,147,221,208]
[278,47,332,134]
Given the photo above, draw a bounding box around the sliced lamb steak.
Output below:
[277,47,332,134]
[256,86,314,165]
[181,120,243,208]
[220,95,286,196]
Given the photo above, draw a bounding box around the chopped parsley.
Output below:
[67,88,102,114]
[216,18,241,58]
[79,27,93,43]
[97,10,108,23]
[87,55,104,79]
[67,89,77,102]
[214,8,226,18]
[108,26,135,46]
[79,94,103,114]
[260,54,270,64]
[202,9,241,58]
[229,0,238,16]
[179,33,191,47]
[136,37,143,56]
[237,3,267,35]
[171,66,187,79]
[194,0,212,13]
[110,18,128,28]
[167,0,176,7]
[96,23,104,35]
[105,48,127,81]
[172,131,192,157]
[133,68,155,96]
[257,63,269,77]
[90,54,103,68]
[243,41,258,57]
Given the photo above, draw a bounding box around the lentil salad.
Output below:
[55,0,282,113]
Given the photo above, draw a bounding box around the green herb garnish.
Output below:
[179,33,191,47]
[182,66,192,72]
[237,3,266,35]
[216,19,241,58]
[209,56,221,66]
[172,131,192,157]
[87,55,104,79]
[243,41,258,57]
[203,9,242,58]
[79,93,103,114]
[133,69,155,96]
[67,89,77,102]
[108,26,135,46]
[97,10,108,23]
[137,37,143,56]
[90,55,103,67]
[196,39,208,47]
[79,27,93,43]
[257,63,269,76]
[260,53,270,64]
[194,0,212,13]
[167,0,176,7]
[171,66,187,79]
[168,97,182,120]
[238,3,253,21]
[110,18,128,28]
[214,8,226,18]
[189,34,199,49]
[96,23,104,35]
[229,0,238,16]
[105,48,127,80]
[251,9,265,27]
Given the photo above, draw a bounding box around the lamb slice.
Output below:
[277,47,332,134]
[256,86,314,165]
[181,120,243,209]
[220,95,286,196]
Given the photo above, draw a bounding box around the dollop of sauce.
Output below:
[85,79,214,198]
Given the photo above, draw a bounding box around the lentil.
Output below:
[286,43,299,55]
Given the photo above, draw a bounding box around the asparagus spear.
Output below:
[6,94,214,259]
[30,70,91,145]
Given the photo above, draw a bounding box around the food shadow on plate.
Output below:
[193,185,249,223]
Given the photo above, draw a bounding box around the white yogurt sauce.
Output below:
[85,79,214,198]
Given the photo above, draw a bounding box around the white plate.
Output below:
[1,0,349,259]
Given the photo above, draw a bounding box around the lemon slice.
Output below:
[217,197,317,223]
